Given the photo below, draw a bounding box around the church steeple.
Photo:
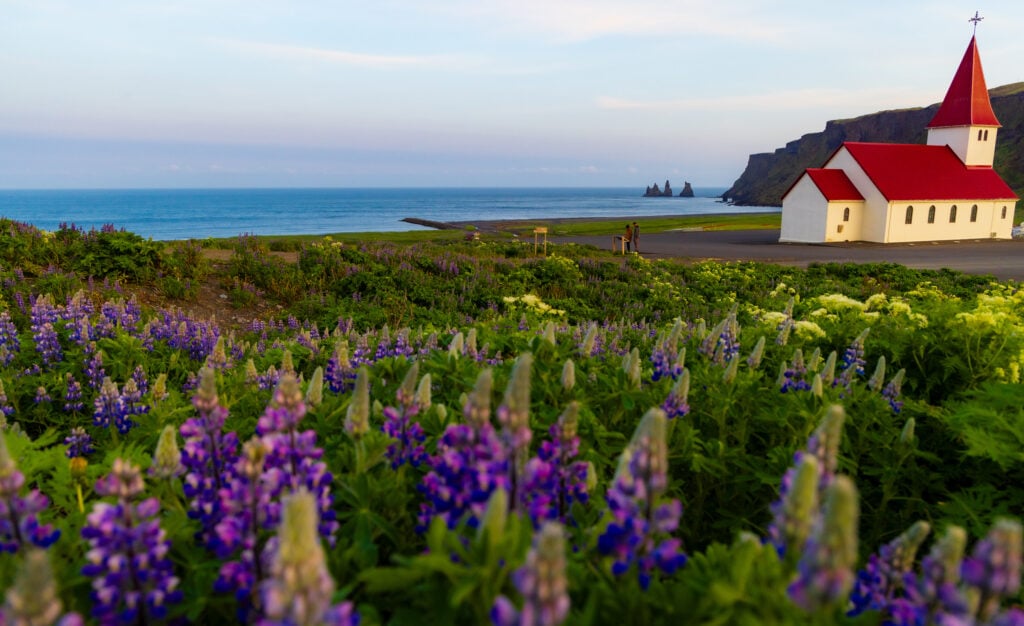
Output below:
[926,34,1000,166]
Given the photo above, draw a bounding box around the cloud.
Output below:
[431,0,797,43]
[596,87,937,114]
[211,38,479,70]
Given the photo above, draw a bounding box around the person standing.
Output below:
[631,221,640,253]
[624,223,633,252]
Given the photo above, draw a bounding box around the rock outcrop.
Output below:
[644,179,675,197]
[678,182,694,197]
[722,82,1024,206]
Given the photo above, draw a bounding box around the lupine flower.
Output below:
[498,353,533,506]
[0,311,20,367]
[131,364,149,396]
[30,295,62,367]
[305,366,324,408]
[597,408,687,589]
[767,405,846,557]
[416,373,432,409]
[151,373,168,402]
[419,375,508,531]
[867,356,886,391]
[92,377,126,430]
[0,381,12,419]
[120,378,149,426]
[779,349,812,393]
[890,525,969,625]
[33,386,50,404]
[382,364,428,469]
[661,369,690,420]
[255,373,338,543]
[835,328,870,390]
[788,475,859,611]
[0,435,60,552]
[820,351,837,386]
[81,458,182,624]
[521,402,588,524]
[962,518,1022,622]
[181,368,240,547]
[259,490,359,626]
[63,374,84,413]
[1,548,83,626]
[700,309,740,366]
[492,523,570,626]
[150,425,184,479]
[883,369,906,414]
[345,368,370,439]
[64,427,93,458]
[561,359,575,391]
[449,332,465,359]
[849,520,931,616]
[747,336,766,369]
[579,325,597,357]
[623,348,641,389]
[767,455,820,560]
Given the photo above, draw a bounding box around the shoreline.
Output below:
[441,210,781,232]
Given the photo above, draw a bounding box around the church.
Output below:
[779,33,1018,244]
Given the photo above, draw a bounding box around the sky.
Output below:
[2,1,1023,189]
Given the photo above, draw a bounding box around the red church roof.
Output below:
[804,168,864,201]
[927,36,1001,128]
[840,142,1017,201]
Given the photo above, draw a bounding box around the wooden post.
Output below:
[533,227,548,255]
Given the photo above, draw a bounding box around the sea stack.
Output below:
[679,182,694,197]
[643,180,675,197]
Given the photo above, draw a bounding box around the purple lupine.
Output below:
[767,405,846,557]
[890,525,970,626]
[661,369,690,420]
[180,367,240,548]
[63,374,84,413]
[698,309,740,366]
[0,311,20,367]
[64,427,93,458]
[780,348,812,393]
[491,522,569,626]
[120,378,149,427]
[0,381,13,418]
[325,342,354,393]
[258,490,360,626]
[597,409,687,590]
[33,386,50,405]
[81,458,182,624]
[131,365,149,396]
[882,369,906,414]
[254,373,338,544]
[30,295,62,367]
[214,437,278,621]
[418,370,509,531]
[497,353,534,509]
[961,518,1022,623]
[0,436,60,553]
[381,362,428,469]
[788,475,859,612]
[83,343,106,390]
[848,521,931,616]
[520,402,589,525]
[92,377,128,431]
[835,328,870,391]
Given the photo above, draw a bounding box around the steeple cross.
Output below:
[969,11,984,35]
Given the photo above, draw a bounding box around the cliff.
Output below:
[723,82,1024,206]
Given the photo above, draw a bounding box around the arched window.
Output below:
[984,129,990,140]
[970,205,978,222]
[950,205,957,223]
[843,207,850,222]
[927,205,936,224]
[905,206,913,224]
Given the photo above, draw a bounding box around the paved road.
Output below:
[556,229,1024,281]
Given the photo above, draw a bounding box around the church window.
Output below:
[978,129,984,140]
[905,206,913,224]
[1002,206,1008,219]
[927,206,936,224]
[950,205,957,223]
[984,129,989,140]
[843,207,850,222]
[970,205,978,222]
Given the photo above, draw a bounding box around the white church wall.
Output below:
[885,200,1014,242]
[780,175,827,242]
[823,149,889,241]
[824,202,865,242]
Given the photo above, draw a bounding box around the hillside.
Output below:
[723,82,1024,206]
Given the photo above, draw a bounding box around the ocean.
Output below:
[0,187,777,241]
